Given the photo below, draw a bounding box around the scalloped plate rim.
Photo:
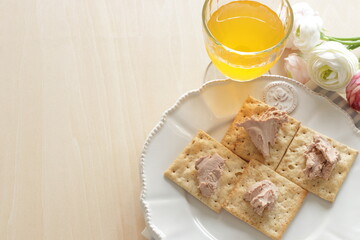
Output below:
[139,75,360,240]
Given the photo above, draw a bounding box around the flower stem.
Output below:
[347,44,360,50]
[326,36,360,41]
[322,36,359,44]
[321,32,360,50]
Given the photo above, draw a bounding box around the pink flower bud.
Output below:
[284,53,310,84]
[346,71,360,111]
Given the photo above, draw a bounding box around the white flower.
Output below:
[307,41,359,91]
[284,53,310,84]
[292,16,323,52]
[287,2,323,51]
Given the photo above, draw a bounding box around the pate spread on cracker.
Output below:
[195,153,225,197]
[221,96,300,169]
[276,125,358,202]
[244,180,278,216]
[237,107,288,157]
[164,130,247,212]
[224,160,307,240]
[304,135,340,180]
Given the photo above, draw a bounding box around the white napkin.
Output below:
[305,81,360,129]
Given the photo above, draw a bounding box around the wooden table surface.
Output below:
[0,0,359,239]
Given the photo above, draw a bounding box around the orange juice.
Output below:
[206,1,285,80]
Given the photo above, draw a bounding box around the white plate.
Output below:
[140,75,360,240]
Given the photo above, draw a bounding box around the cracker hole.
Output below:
[338,172,342,175]
[267,163,271,166]
[348,152,351,156]
[227,156,230,159]
[297,177,300,180]
[282,169,285,172]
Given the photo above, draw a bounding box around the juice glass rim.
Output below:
[202,0,294,56]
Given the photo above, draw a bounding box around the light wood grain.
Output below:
[0,0,359,239]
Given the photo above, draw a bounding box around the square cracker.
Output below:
[221,96,301,170]
[276,125,358,202]
[224,160,307,240]
[164,130,248,213]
